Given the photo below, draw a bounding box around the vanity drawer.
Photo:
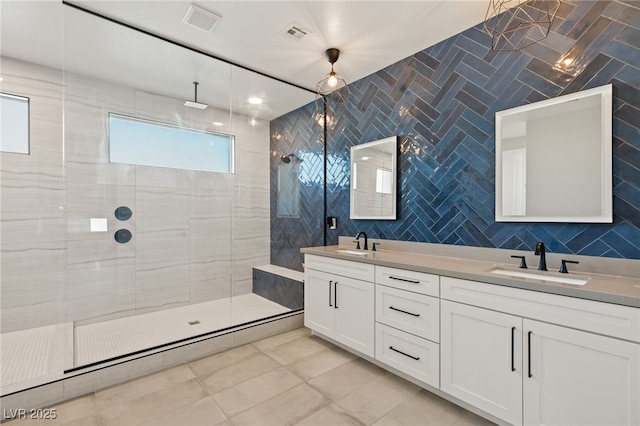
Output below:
[375,323,439,388]
[375,266,439,296]
[376,285,439,342]
[305,254,375,282]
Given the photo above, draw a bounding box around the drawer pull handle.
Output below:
[389,306,420,317]
[389,276,421,284]
[389,346,420,360]
[528,331,533,378]
[511,327,516,372]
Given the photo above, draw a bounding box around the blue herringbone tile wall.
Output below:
[270,102,325,270]
[271,0,640,264]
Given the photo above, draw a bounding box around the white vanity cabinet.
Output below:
[441,277,640,426]
[304,255,375,357]
[374,266,440,388]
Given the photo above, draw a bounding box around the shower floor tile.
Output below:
[0,322,73,394]
[74,294,290,367]
[1,294,289,394]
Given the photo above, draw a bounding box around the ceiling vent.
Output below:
[281,22,311,41]
[183,4,221,33]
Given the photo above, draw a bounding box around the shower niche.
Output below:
[277,153,301,218]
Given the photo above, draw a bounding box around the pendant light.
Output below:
[484,0,559,51]
[316,48,350,106]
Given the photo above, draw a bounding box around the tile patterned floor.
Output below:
[5,328,496,425]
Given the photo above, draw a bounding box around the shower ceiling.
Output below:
[0,1,490,120]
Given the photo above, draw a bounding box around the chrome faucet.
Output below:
[534,241,547,271]
[355,231,368,250]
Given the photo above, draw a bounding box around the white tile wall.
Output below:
[0,58,67,332]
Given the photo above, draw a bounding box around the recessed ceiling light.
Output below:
[248,97,263,105]
[212,121,224,127]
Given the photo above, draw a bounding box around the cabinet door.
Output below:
[524,319,640,426]
[441,300,523,425]
[334,276,375,357]
[304,269,334,337]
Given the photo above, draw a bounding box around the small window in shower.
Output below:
[0,93,30,154]
[108,113,234,173]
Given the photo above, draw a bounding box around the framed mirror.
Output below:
[495,84,612,223]
[350,136,397,220]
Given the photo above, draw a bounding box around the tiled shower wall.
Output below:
[1,58,270,333]
[1,59,66,333]
[270,102,325,271]
[270,0,640,268]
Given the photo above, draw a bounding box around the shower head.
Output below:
[280,153,297,163]
[184,81,208,109]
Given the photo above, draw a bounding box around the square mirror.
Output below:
[495,84,612,223]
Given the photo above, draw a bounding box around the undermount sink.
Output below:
[489,267,589,286]
[334,249,369,256]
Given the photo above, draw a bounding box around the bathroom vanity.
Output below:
[301,242,639,426]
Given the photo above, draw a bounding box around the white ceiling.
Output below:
[1,1,491,120]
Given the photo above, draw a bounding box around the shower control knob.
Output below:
[114,229,132,243]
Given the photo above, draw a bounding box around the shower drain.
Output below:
[188,320,201,325]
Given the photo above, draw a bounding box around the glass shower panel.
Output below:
[62,4,233,368]
[228,65,314,319]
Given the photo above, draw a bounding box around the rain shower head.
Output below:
[184,81,208,109]
[280,153,297,163]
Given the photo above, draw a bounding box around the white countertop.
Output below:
[301,245,640,308]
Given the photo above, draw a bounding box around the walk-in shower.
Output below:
[0,2,315,398]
